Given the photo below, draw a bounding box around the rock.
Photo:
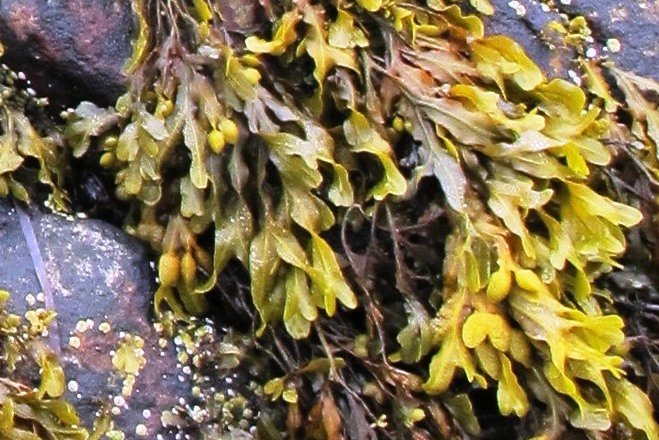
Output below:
[487,0,659,81]
[0,0,134,108]
[219,0,259,32]
[0,199,190,439]
[555,0,659,81]
[0,0,262,110]
[0,0,656,112]
[485,0,575,79]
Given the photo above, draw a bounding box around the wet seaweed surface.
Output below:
[0,1,658,439]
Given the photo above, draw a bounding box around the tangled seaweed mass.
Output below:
[1,0,658,438]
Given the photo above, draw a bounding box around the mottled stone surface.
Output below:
[0,0,265,108]
[0,0,133,108]
[487,0,659,81]
[220,0,260,32]
[555,0,658,80]
[0,200,189,439]
[484,0,575,79]
[0,0,654,109]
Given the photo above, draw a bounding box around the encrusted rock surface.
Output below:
[485,0,575,79]
[555,0,658,80]
[488,0,659,81]
[0,0,262,108]
[0,0,133,108]
[0,199,190,439]
[0,0,655,109]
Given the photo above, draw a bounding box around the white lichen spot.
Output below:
[135,424,148,436]
[68,336,81,349]
[25,293,36,306]
[113,395,126,407]
[143,409,152,419]
[99,322,112,333]
[567,69,583,86]
[190,406,206,423]
[607,38,621,53]
[75,319,91,333]
[68,380,79,393]
[507,1,526,16]
[585,47,597,58]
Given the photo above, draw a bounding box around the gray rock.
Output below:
[487,0,658,81]
[485,0,575,79]
[555,0,658,81]
[0,199,189,439]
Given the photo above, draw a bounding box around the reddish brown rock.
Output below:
[0,0,134,107]
[0,0,656,112]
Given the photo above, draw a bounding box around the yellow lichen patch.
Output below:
[112,334,146,376]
